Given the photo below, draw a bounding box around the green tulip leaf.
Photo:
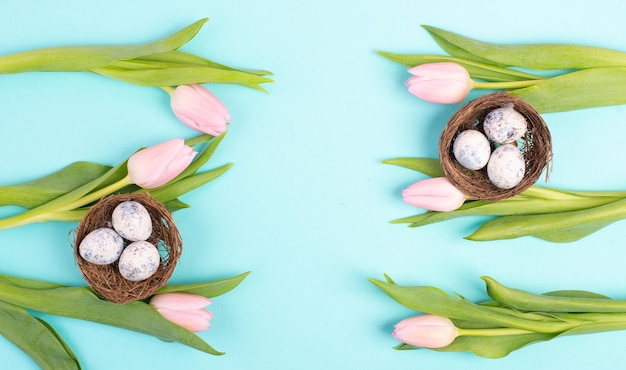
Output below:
[434,332,557,358]
[543,290,611,300]
[0,281,223,355]
[134,50,273,77]
[0,162,112,209]
[422,25,626,70]
[509,67,626,113]
[0,19,208,74]
[376,51,542,82]
[482,276,626,313]
[91,65,273,91]
[145,164,233,204]
[368,277,571,334]
[157,271,250,298]
[0,300,80,370]
[382,157,444,178]
[467,198,626,242]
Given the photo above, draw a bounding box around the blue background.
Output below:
[1,0,626,369]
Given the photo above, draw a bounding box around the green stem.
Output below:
[160,86,175,94]
[0,176,130,230]
[472,79,544,90]
[457,327,535,337]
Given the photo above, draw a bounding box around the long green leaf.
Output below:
[143,164,233,204]
[368,278,573,333]
[135,50,273,76]
[0,282,222,355]
[0,162,111,209]
[433,332,556,358]
[91,65,273,90]
[467,198,626,242]
[393,197,620,228]
[382,157,445,177]
[509,67,626,113]
[482,276,626,313]
[377,51,543,81]
[0,19,208,73]
[0,301,80,370]
[422,25,626,69]
[157,272,250,297]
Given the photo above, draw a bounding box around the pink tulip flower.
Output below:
[127,138,197,189]
[170,84,231,136]
[406,62,472,104]
[393,315,458,349]
[402,177,466,211]
[150,292,213,332]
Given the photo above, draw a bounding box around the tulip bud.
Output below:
[406,62,472,104]
[127,138,197,189]
[170,84,231,136]
[150,292,213,332]
[402,177,466,211]
[393,315,458,349]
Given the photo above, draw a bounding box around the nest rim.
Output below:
[438,92,552,201]
[73,193,182,304]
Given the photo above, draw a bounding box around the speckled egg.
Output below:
[118,241,161,281]
[483,104,527,144]
[79,228,125,265]
[452,129,491,170]
[487,144,525,189]
[112,201,152,242]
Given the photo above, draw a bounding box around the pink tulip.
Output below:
[127,138,197,189]
[402,177,466,211]
[406,62,472,104]
[150,292,213,332]
[393,315,458,349]
[170,84,231,136]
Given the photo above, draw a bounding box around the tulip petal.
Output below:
[156,307,212,332]
[150,292,212,310]
[170,84,231,136]
[393,315,458,349]
[402,177,466,211]
[127,138,197,188]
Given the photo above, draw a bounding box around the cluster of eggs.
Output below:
[78,201,161,281]
[452,104,528,189]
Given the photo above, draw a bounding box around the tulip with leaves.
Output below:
[0,18,272,133]
[0,271,249,369]
[371,274,626,358]
[385,157,626,242]
[0,134,230,230]
[380,26,626,112]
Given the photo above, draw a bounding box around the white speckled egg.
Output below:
[487,144,525,189]
[483,104,527,144]
[112,201,152,241]
[79,228,125,265]
[452,129,491,170]
[118,241,160,281]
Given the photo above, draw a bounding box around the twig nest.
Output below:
[439,92,552,201]
[73,193,182,304]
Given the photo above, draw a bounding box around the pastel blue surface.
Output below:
[1,1,626,369]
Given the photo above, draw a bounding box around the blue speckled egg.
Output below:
[453,129,491,170]
[79,228,125,265]
[112,201,152,242]
[483,104,527,144]
[487,144,525,189]
[118,241,160,281]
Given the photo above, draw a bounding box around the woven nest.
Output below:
[73,193,182,304]
[439,92,552,201]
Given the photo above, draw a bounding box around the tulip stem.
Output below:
[0,176,131,230]
[160,86,175,94]
[472,79,544,90]
[457,327,535,337]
